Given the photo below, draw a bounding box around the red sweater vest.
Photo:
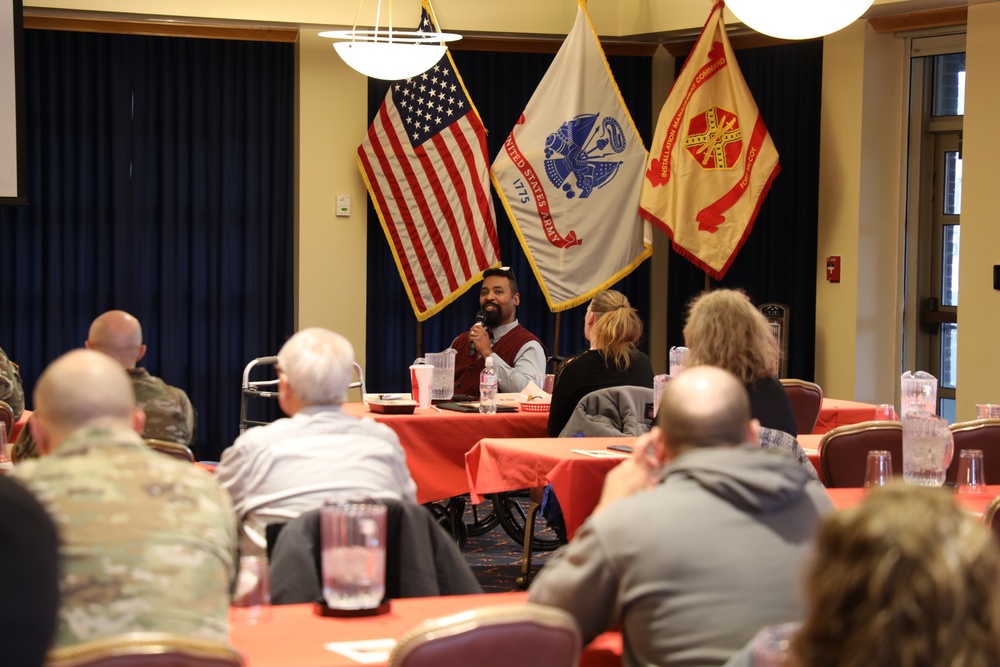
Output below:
[451,324,542,395]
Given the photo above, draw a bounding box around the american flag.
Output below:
[358,6,499,321]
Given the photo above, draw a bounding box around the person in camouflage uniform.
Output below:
[12,310,195,462]
[0,345,25,421]
[87,310,196,444]
[15,349,236,648]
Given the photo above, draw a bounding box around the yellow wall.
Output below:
[956,3,1000,419]
[295,30,370,369]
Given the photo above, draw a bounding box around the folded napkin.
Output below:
[520,381,551,404]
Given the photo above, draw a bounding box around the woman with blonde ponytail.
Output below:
[547,290,654,436]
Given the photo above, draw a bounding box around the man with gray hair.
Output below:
[14,349,236,648]
[529,366,833,667]
[216,328,418,556]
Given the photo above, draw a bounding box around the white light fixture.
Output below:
[724,0,875,40]
[320,0,461,81]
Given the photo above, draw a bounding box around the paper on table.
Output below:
[572,449,629,458]
[324,638,397,664]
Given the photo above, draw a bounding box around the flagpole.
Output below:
[416,320,423,359]
[553,312,561,361]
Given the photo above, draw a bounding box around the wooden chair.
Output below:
[144,439,196,463]
[947,419,1000,485]
[388,603,580,667]
[818,420,903,488]
[779,379,824,435]
[45,632,243,667]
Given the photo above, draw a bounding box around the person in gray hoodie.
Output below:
[528,365,833,667]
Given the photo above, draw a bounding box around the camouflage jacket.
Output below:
[15,427,237,647]
[12,368,195,463]
[128,368,196,445]
[0,346,24,421]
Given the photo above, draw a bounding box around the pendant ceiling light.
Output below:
[724,0,876,40]
[320,0,461,80]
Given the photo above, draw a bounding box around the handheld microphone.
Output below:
[470,310,487,357]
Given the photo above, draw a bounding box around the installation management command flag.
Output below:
[359,2,500,321]
[491,1,651,311]
[640,1,780,280]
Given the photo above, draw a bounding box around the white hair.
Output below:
[276,328,354,406]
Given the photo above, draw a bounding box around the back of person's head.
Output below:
[277,328,354,406]
[658,365,751,454]
[0,476,59,666]
[32,349,138,452]
[793,483,1000,667]
[482,267,519,295]
[682,289,778,384]
[588,290,643,370]
[86,310,145,369]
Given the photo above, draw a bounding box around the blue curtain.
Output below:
[0,30,294,460]
[665,40,823,381]
[365,51,653,393]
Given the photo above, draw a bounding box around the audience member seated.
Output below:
[0,475,59,666]
[12,310,196,462]
[684,289,798,436]
[790,483,1000,667]
[216,327,418,557]
[450,267,545,395]
[547,289,653,437]
[758,427,820,481]
[14,349,236,648]
[528,366,832,667]
[0,344,24,421]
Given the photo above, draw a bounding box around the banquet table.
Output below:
[341,403,549,503]
[227,591,622,667]
[466,437,632,540]
[466,436,1000,539]
[814,398,878,434]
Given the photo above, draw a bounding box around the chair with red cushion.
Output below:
[947,419,1000,485]
[388,603,580,667]
[779,379,824,435]
[818,421,903,488]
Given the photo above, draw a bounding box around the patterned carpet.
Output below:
[455,496,562,593]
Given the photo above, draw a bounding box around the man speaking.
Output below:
[450,268,545,395]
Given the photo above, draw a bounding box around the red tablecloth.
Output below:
[826,486,998,516]
[341,403,549,503]
[228,592,622,667]
[814,398,878,434]
[466,437,631,539]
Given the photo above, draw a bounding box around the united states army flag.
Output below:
[640,1,780,280]
[491,0,652,311]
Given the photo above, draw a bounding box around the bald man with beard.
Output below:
[14,349,236,648]
[529,366,833,667]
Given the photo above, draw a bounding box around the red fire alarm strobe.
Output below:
[826,256,841,283]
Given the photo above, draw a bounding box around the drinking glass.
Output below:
[652,374,670,419]
[232,555,272,623]
[864,450,893,489]
[751,622,800,666]
[875,404,897,421]
[321,497,387,610]
[0,422,8,464]
[956,449,986,493]
[976,404,1000,419]
[902,413,953,487]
